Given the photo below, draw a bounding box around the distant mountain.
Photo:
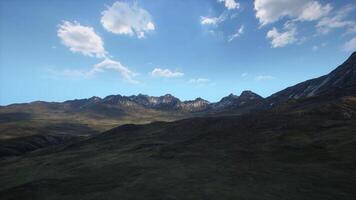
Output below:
[180,98,211,112]
[267,52,356,106]
[0,91,263,142]
[1,88,355,199]
[83,93,210,112]
[211,90,264,113]
[8,91,262,115]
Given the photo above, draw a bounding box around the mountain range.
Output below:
[0,52,355,199]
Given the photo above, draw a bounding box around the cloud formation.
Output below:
[200,16,220,25]
[89,58,138,83]
[316,6,356,34]
[255,75,275,81]
[101,1,155,38]
[266,23,297,48]
[228,25,244,42]
[218,0,240,10]
[48,58,138,83]
[57,20,138,83]
[200,0,240,26]
[200,11,231,26]
[57,21,106,58]
[189,78,210,84]
[151,68,184,78]
[254,1,356,50]
[254,0,331,25]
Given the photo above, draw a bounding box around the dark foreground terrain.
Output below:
[0,95,355,200]
[0,52,355,199]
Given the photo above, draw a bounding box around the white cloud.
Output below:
[254,0,331,25]
[266,23,297,48]
[57,21,138,83]
[298,1,332,21]
[89,58,138,83]
[101,1,155,38]
[200,9,233,26]
[344,37,356,52]
[228,25,244,42]
[316,6,356,34]
[218,0,240,10]
[48,59,138,83]
[151,68,184,78]
[57,21,106,58]
[255,75,275,81]
[189,78,210,84]
[200,16,220,25]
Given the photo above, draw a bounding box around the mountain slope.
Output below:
[267,52,356,105]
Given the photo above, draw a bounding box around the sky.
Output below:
[0,0,356,105]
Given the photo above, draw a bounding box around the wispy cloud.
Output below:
[254,0,331,26]
[316,5,356,34]
[189,78,210,84]
[47,58,139,84]
[255,75,275,81]
[151,68,184,78]
[200,16,220,25]
[200,0,240,26]
[89,58,138,83]
[101,1,155,39]
[228,25,244,42]
[200,11,230,26]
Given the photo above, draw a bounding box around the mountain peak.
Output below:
[240,90,263,100]
[89,96,101,101]
[227,93,239,98]
[163,94,173,97]
[136,93,148,97]
[195,97,206,101]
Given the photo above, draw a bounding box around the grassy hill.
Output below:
[0,96,355,200]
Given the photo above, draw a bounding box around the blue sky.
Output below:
[0,0,356,105]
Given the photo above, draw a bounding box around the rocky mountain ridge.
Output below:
[32,90,264,113]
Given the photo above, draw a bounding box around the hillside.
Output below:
[0,90,263,140]
[0,91,263,156]
[0,95,355,199]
